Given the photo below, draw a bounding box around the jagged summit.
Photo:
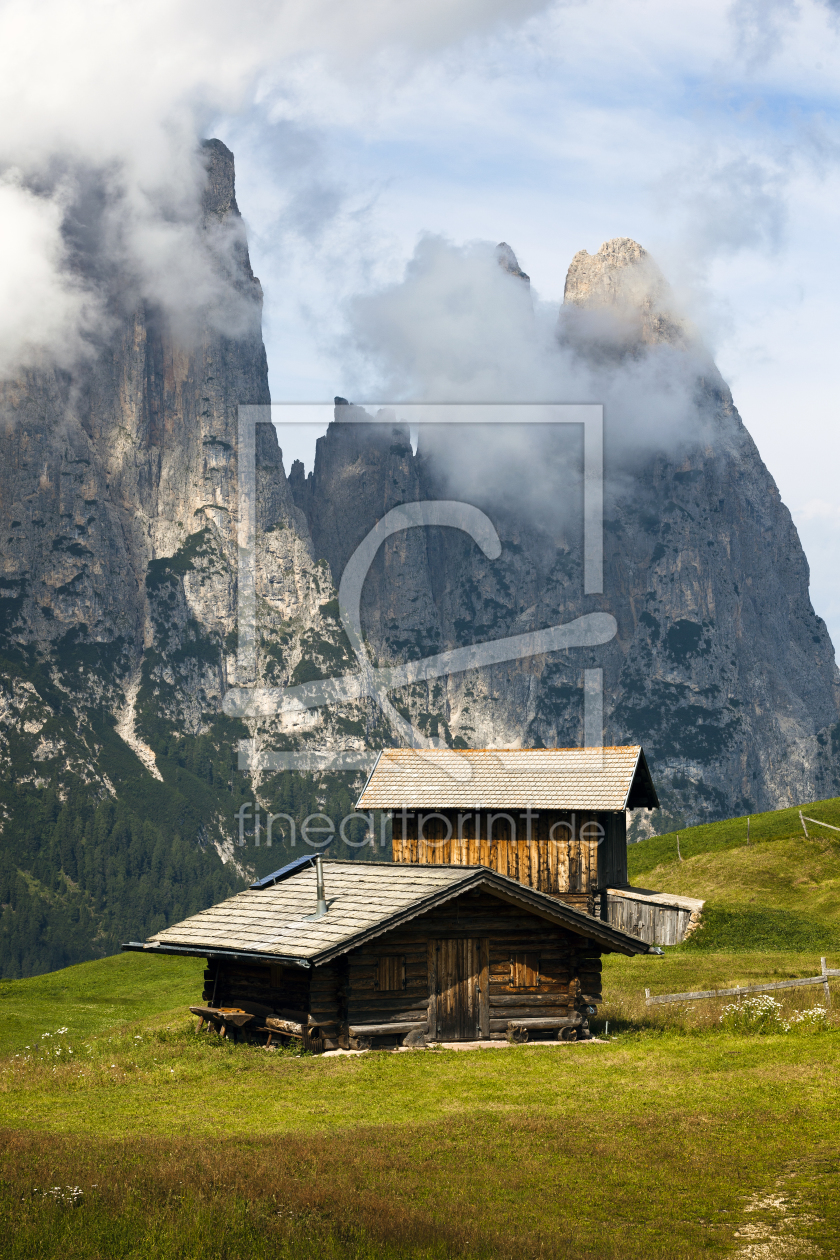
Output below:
[200,138,241,223]
[496,241,530,284]
[563,237,649,304]
[563,237,687,348]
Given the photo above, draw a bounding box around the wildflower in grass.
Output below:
[719,995,787,1034]
[720,995,830,1034]
[783,1006,829,1033]
[32,1185,84,1206]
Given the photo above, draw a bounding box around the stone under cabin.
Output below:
[124,746,698,1050]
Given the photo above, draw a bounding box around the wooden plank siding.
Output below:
[605,895,694,947]
[202,959,310,1015]
[435,938,482,1039]
[199,890,606,1049]
[339,892,602,1045]
[392,808,627,904]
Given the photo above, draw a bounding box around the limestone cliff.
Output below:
[0,141,355,975]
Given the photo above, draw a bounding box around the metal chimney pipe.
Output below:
[315,854,327,917]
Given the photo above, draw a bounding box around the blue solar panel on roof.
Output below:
[250,854,315,889]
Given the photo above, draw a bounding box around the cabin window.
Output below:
[375,955,406,991]
[510,953,540,989]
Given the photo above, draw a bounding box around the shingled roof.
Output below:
[355,746,659,812]
[123,861,653,967]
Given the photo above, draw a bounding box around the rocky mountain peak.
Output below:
[562,236,686,349]
[496,242,530,284]
[200,138,241,224]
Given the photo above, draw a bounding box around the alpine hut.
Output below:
[123,746,663,1051]
[357,745,659,915]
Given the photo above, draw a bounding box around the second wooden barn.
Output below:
[354,745,701,944]
[356,745,659,915]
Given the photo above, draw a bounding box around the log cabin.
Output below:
[124,858,653,1049]
[123,746,663,1050]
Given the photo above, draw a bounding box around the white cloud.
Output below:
[341,233,712,511]
[0,174,97,374]
[0,0,548,375]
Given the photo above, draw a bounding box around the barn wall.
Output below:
[392,809,627,903]
[341,890,604,1044]
[198,892,609,1046]
[600,813,628,888]
[202,959,312,1018]
[603,895,692,946]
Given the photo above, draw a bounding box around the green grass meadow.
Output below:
[3,801,840,1257]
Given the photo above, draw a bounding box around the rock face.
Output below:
[290,239,840,834]
[563,236,688,350]
[1,157,838,976]
[0,141,354,975]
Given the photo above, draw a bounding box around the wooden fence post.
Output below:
[822,957,832,1009]
[676,833,682,862]
[800,811,809,839]
[747,816,750,844]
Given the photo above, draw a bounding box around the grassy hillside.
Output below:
[0,948,838,1259]
[628,795,840,951]
[0,952,202,1058]
[2,804,840,1258]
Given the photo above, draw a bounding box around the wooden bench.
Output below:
[189,1007,332,1052]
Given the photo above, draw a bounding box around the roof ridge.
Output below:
[379,745,641,754]
[136,860,652,963]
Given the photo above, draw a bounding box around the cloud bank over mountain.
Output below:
[0,0,547,375]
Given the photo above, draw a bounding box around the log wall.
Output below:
[202,958,312,1020]
[341,890,603,1046]
[199,891,606,1049]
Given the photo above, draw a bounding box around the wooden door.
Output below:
[430,938,487,1040]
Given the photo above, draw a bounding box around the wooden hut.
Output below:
[356,746,659,915]
[124,857,653,1050]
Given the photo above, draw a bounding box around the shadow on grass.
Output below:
[4,1107,840,1256]
[0,1122,740,1260]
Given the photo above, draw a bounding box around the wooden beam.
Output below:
[645,968,840,1005]
[479,938,490,1039]
[427,939,438,1043]
[348,1021,428,1037]
[505,1015,582,1029]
